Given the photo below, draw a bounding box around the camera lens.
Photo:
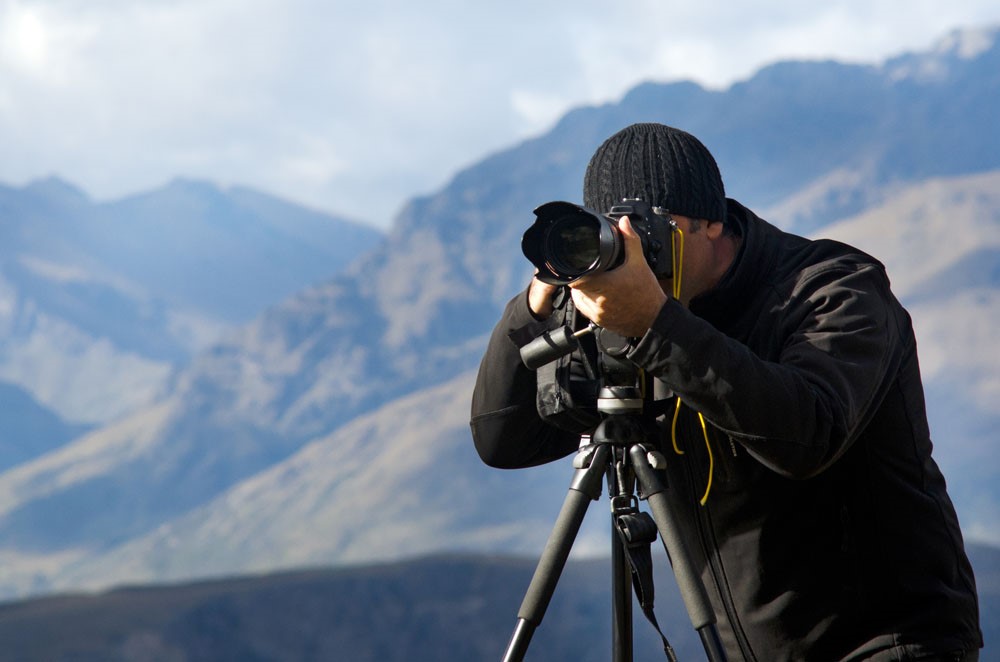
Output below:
[524,201,637,285]
[546,214,602,276]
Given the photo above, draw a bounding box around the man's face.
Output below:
[660,214,727,306]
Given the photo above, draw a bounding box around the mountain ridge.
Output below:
[0,177,382,424]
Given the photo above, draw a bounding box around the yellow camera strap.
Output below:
[668,225,714,506]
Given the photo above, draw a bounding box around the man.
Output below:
[470,123,982,660]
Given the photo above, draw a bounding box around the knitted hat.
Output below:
[582,123,726,223]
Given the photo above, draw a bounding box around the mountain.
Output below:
[0,381,90,471]
[1,545,998,661]
[0,24,998,603]
[89,179,383,323]
[0,178,381,423]
[32,372,592,593]
[32,172,999,596]
[0,555,708,662]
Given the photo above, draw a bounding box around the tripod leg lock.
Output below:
[646,449,667,470]
[572,445,599,469]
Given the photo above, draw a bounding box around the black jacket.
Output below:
[470,200,982,661]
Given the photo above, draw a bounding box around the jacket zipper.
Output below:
[681,419,757,661]
[698,503,756,661]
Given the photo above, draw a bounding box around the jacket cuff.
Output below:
[503,286,559,349]
[626,297,686,367]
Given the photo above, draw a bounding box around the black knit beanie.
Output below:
[582,123,726,223]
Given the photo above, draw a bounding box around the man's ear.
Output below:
[706,220,725,240]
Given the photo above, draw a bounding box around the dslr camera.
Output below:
[522,199,677,285]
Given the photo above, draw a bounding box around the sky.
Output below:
[2,1,1000,229]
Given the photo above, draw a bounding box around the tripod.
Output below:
[500,380,728,662]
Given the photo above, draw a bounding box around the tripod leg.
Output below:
[611,512,634,662]
[608,453,635,662]
[501,444,609,662]
[628,444,729,662]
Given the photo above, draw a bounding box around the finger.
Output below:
[618,216,645,263]
[530,274,558,296]
[569,287,596,321]
[528,277,559,317]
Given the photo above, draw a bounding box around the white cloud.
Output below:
[1,5,46,72]
[510,89,572,131]
[1,0,999,226]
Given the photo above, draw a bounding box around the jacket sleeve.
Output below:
[470,289,581,468]
[626,262,907,479]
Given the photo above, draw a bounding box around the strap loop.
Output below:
[614,509,679,661]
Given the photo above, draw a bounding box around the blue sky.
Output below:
[2,0,1000,228]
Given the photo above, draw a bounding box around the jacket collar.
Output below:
[688,199,782,329]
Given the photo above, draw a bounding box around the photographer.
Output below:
[470,123,982,661]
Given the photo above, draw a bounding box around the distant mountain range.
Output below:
[0,555,771,661]
[1,546,998,661]
[0,178,381,427]
[0,24,997,639]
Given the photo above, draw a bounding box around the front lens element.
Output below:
[546,214,601,276]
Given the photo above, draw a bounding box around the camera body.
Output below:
[522,199,677,285]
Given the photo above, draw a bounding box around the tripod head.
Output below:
[518,309,659,444]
